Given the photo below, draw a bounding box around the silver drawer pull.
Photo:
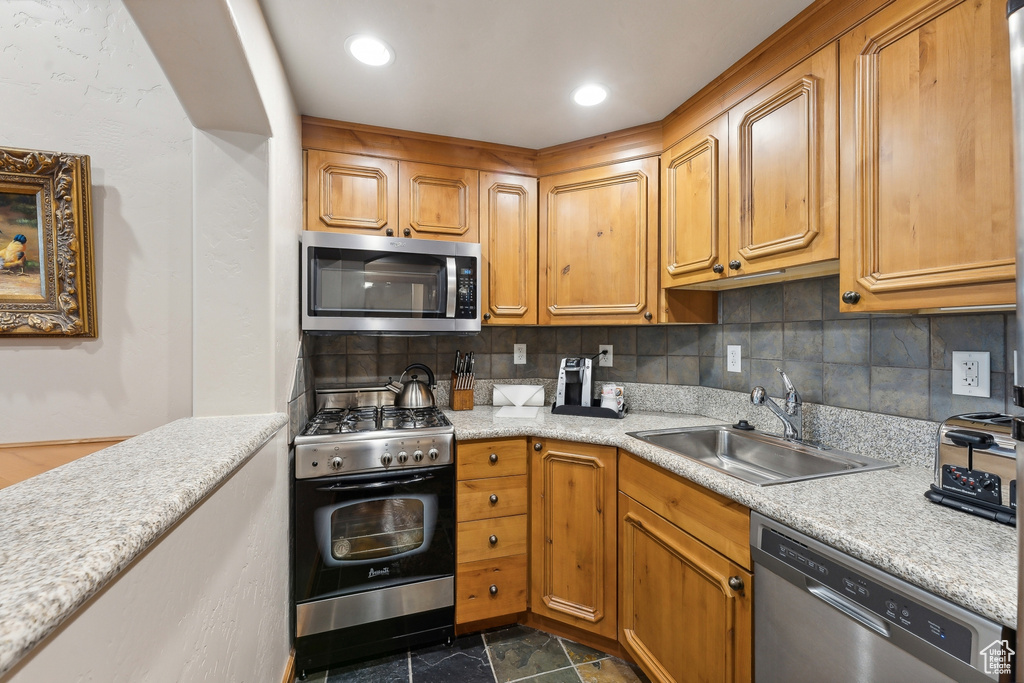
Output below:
[489,584,498,596]
[489,494,499,504]
[489,535,498,545]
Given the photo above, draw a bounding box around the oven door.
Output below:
[294,465,455,606]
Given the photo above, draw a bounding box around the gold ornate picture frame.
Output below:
[0,146,96,337]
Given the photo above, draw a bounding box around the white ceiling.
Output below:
[258,0,817,149]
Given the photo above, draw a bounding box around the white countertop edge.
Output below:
[0,413,287,677]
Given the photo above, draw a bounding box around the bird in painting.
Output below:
[0,234,28,275]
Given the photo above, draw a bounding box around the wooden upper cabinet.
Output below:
[839,0,1015,311]
[399,161,479,242]
[305,150,398,235]
[661,114,730,287]
[728,42,839,276]
[480,172,539,325]
[538,158,659,325]
[530,439,618,640]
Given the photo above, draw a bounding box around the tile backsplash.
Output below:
[309,276,1018,423]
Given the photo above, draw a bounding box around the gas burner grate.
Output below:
[380,406,452,431]
[302,406,379,436]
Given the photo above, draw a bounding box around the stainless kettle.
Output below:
[393,363,436,408]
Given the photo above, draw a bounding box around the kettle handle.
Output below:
[404,363,435,388]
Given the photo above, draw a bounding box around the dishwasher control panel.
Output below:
[761,527,973,663]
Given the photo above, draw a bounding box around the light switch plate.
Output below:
[727,345,742,373]
[951,351,990,397]
[599,344,613,367]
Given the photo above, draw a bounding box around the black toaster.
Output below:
[925,412,1017,525]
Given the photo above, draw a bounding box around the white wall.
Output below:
[0,431,291,683]
[0,0,194,443]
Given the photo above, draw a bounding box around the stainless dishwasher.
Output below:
[751,513,1015,682]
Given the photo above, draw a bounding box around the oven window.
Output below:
[329,498,425,561]
[313,250,445,318]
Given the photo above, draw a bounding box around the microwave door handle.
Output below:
[446,257,457,318]
[315,474,432,492]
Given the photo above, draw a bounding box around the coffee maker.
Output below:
[555,357,593,408]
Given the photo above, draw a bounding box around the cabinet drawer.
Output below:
[619,451,750,568]
[457,514,527,563]
[458,439,527,480]
[457,476,528,522]
[456,554,527,625]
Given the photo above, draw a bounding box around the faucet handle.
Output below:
[750,386,767,405]
[775,367,801,402]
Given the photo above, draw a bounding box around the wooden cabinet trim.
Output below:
[317,163,389,230]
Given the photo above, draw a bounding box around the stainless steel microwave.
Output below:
[301,231,481,335]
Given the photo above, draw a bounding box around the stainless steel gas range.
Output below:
[292,387,455,676]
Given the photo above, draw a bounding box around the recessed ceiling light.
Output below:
[345,34,394,66]
[572,84,607,106]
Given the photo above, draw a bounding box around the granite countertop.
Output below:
[0,414,287,677]
[445,406,1018,630]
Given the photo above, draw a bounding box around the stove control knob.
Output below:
[329,457,344,471]
[413,450,424,462]
[428,448,439,461]
[396,451,408,464]
[381,453,393,467]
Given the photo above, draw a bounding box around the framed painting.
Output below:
[0,146,96,337]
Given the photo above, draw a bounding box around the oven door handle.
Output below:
[316,474,434,492]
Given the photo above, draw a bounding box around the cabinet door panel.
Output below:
[729,43,838,273]
[539,158,658,324]
[661,114,729,287]
[480,172,538,324]
[839,0,1014,310]
[619,493,752,683]
[305,150,397,234]
[399,162,479,241]
[530,440,617,639]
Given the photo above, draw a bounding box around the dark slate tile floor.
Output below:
[298,625,650,683]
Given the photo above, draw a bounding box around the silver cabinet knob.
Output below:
[489,494,498,505]
[533,443,542,451]
[489,453,498,463]
[489,535,498,545]
[728,576,744,591]
[489,584,498,596]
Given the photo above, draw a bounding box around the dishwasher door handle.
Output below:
[807,581,891,638]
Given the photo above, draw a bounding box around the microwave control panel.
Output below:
[455,258,477,319]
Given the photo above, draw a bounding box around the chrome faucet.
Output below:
[751,368,802,441]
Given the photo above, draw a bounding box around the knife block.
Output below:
[450,372,474,411]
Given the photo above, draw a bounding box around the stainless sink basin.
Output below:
[626,425,896,486]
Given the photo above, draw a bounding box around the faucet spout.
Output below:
[750,368,803,441]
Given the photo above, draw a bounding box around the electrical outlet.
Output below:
[727,345,742,373]
[951,351,990,397]
[599,344,614,367]
[513,343,526,365]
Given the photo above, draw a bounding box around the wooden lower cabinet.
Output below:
[619,493,752,683]
[456,438,529,628]
[530,439,618,640]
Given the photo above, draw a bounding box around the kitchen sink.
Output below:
[626,425,896,486]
